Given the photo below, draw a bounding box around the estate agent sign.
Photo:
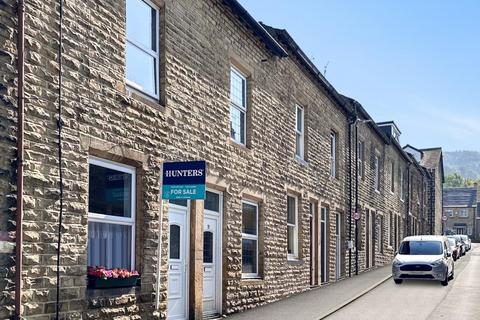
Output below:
[162,160,206,200]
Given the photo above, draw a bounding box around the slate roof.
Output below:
[420,148,442,169]
[443,188,477,207]
[260,23,350,115]
[420,147,444,182]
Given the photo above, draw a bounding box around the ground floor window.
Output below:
[287,195,299,259]
[87,157,136,270]
[242,200,259,277]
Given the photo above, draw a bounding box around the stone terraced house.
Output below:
[443,187,477,238]
[0,0,444,319]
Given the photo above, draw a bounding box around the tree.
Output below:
[444,172,466,187]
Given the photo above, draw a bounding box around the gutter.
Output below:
[15,0,25,318]
[222,0,288,57]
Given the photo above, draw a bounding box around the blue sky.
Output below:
[239,0,480,152]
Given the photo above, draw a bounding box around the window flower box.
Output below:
[87,266,140,289]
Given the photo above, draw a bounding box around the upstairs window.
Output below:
[87,158,136,271]
[358,141,364,179]
[374,155,380,192]
[400,168,405,201]
[230,67,247,145]
[295,105,305,159]
[459,209,468,217]
[390,161,395,193]
[330,131,337,177]
[125,0,160,98]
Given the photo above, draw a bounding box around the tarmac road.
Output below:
[327,243,480,320]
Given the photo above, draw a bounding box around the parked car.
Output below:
[460,235,471,251]
[448,235,466,256]
[392,235,454,286]
[447,238,459,261]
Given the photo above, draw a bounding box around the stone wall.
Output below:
[0,0,19,317]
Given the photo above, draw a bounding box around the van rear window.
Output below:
[399,241,443,255]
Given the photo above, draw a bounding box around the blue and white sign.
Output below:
[162,161,206,200]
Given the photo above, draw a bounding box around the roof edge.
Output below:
[223,0,288,58]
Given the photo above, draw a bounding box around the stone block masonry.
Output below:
[0,0,443,319]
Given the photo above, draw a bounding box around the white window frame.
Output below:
[379,213,384,253]
[125,0,160,99]
[374,154,380,192]
[295,105,305,159]
[287,195,299,260]
[400,167,405,201]
[330,131,337,177]
[230,66,247,145]
[459,209,468,218]
[88,157,136,271]
[241,200,259,278]
[357,141,364,179]
[388,212,393,247]
[390,161,395,194]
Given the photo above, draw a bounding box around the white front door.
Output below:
[167,204,189,320]
[320,207,327,283]
[203,190,222,317]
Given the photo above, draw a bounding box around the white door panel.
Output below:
[203,192,222,317]
[168,206,189,320]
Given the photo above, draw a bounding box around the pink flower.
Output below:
[87,266,139,279]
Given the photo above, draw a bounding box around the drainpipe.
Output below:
[347,118,354,278]
[354,121,359,276]
[405,163,411,236]
[15,0,25,318]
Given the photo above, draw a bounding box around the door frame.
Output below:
[203,188,223,317]
[320,206,328,283]
[167,202,190,320]
[335,213,341,279]
[309,202,319,286]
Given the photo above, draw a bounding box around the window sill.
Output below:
[390,191,395,195]
[294,155,308,166]
[374,190,380,194]
[240,278,265,286]
[229,139,252,153]
[287,258,304,266]
[127,87,165,111]
[329,175,339,181]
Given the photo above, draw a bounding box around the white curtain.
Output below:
[88,222,132,270]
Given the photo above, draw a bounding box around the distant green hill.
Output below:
[444,151,480,179]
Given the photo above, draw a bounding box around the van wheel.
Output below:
[441,272,449,286]
[449,266,454,280]
[394,279,402,284]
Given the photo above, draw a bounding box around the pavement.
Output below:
[428,243,480,319]
[226,265,392,320]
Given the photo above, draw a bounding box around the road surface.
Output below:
[327,243,480,320]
